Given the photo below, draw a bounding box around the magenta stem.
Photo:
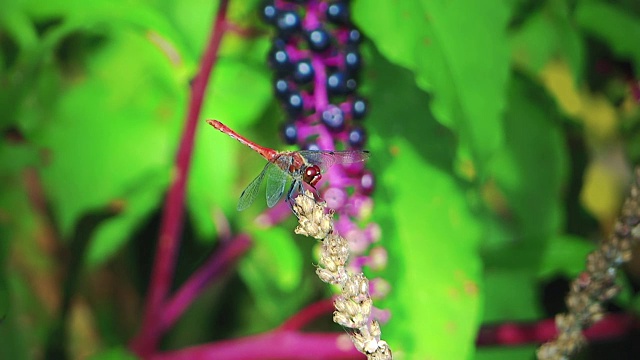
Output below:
[278,298,335,331]
[129,1,230,355]
[476,313,639,346]
[159,235,252,331]
[149,331,364,360]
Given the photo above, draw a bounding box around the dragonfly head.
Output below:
[303,165,322,187]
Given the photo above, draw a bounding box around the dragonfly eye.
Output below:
[304,165,322,186]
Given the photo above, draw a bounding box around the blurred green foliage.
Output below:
[1,0,640,359]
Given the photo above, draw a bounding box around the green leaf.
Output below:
[538,235,595,278]
[576,0,640,73]
[509,2,584,80]
[0,276,36,360]
[482,270,543,323]
[375,141,483,360]
[366,50,482,359]
[485,75,569,269]
[238,227,310,327]
[18,0,192,70]
[89,347,138,360]
[475,346,539,360]
[480,75,569,338]
[188,54,272,239]
[250,227,303,292]
[148,0,219,61]
[35,27,184,264]
[0,1,38,51]
[0,146,55,359]
[353,0,511,172]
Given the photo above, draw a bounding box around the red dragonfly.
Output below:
[207,120,370,211]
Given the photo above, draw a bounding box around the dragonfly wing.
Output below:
[237,163,269,211]
[299,150,370,172]
[265,163,288,208]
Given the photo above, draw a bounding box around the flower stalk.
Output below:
[293,191,392,360]
[537,167,640,360]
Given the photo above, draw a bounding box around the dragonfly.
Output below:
[207,120,370,211]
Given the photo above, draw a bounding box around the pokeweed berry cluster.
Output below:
[261,0,369,153]
[260,2,391,359]
[261,0,375,220]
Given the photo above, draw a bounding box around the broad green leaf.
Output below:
[538,235,595,278]
[19,0,191,71]
[0,1,38,50]
[374,140,483,360]
[0,179,52,360]
[147,0,218,61]
[89,347,138,360]
[204,57,272,126]
[359,45,456,174]
[482,270,543,323]
[353,0,511,173]
[364,50,483,359]
[576,0,640,73]
[187,119,239,239]
[0,172,33,360]
[248,227,303,292]
[475,346,538,360]
[35,28,184,264]
[0,4,46,130]
[479,76,569,344]
[509,2,584,80]
[188,53,272,239]
[1,275,41,360]
[238,227,311,327]
[485,75,568,269]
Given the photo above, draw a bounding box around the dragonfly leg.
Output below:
[286,182,300,217]
[286,180,324,218]
[310,185,322,202]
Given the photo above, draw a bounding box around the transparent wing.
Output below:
[237,163,270,211]
[265,164,288,208]
[299,150,370,172]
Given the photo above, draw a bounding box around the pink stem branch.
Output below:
[149,331,365,360]
[476,313,639,346]
[130,0,230,355]
[159,235,252,331]
[278,298,335,331]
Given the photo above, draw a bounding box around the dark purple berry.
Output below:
[345,49,361,73]
[268,44,293,73]
[348,126,366,148]
[281,122,298,144]
[327,72,356,95]
[345,77,357,93]
[321,105,345,132]
[276,11,301,37]
[306,27,331,52]
[261,1,279,24]
[293,59,314,84]
[347,28,362,44]
[327,71,347,95]
[285,91,304,116]
[274,78,291,100]
[304,141,320,151]
[352,97,367,119]
[360,170,375,195]
[326,2,350,24]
